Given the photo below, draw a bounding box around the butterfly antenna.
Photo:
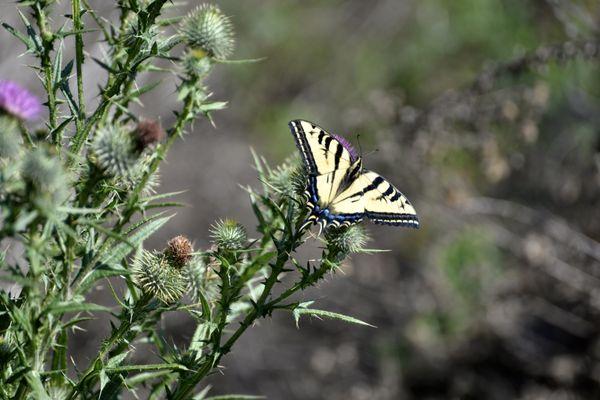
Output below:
[356,133,363,158]
[317,221,324,237]
[362,148,379,159]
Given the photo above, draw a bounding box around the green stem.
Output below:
[68,0,169,165]
[171,230,303,399]
[33,3,57,135]
[18,122,34,148]
[72,0,86,125]
[66,293,153,399]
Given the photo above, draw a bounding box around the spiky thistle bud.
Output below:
[132,249,187,304]
[210,219,247,251]
[185,254,219,304]
[182,50,213,78]
[22,147,68,205]
[0,115,20,159]
[180,4,235,59]
[267,157,307,199]
[325,225,369,256]
[134,119,165,151]
[164,235,193,269]
[91,124,141,179]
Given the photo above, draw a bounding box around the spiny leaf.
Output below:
[100,215,173,266]
[105,363,190,373]
[125,370,171,386]
[77,264,129,295]
[199,101,228,113]
[292,303,375,329]
[106,352,130,369]
[46,301,111,315]
[1,21,34,51]
[140,190,187,203]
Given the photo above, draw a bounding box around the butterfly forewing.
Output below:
[289,120,354,175]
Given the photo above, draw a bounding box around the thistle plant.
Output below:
[0,2,383,399]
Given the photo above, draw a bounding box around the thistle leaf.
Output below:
[100,215,173,266]
[46,301,111,315]
[292,303,375,329]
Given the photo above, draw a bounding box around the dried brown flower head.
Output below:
[164,235,193,268]
[135,119,165,150]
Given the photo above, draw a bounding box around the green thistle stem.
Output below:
[18,121,34,148]
[66,293,153,399]
[32,3,57,135]
[72,0,86,126]
[68,0,169,165]
[171,228,305,399]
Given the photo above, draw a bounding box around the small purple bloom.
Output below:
[332,134,359,162]
[0,80,42,121]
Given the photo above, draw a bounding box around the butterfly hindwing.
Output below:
[359,171,419,227]
[328,171,418,228]
[289,119,354,175]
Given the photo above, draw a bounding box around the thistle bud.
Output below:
[22,147,68,205]
[210,219,247,251]
[185,254,219,303]
[132,249,187,304]
[91,124,140,179]
[325,225,369,256]
[134,119,165,151]
[0,115,20,159]
[182,50,213,79]
[268,157,307,199]
[164,235,193,269]
[180,4,235,59]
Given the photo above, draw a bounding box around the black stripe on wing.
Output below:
[289,120,319,175]
[365,211,420,228]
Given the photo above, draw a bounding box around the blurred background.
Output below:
[2,0,600,399]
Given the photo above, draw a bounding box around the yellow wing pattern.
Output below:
[289,120,354,175]
[290,120,419,230]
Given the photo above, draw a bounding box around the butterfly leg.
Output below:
[299,214,317,232]
[316,220,325,237]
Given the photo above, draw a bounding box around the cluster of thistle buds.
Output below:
[90,119,165,180]
[133,218,247,304]
[133,235,195,304]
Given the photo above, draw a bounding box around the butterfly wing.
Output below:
[289,119,354,175]
[360,171,419,228]
[329,170,418,228]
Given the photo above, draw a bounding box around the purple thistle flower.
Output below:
[0,80,42,121]
[332,134,359,162]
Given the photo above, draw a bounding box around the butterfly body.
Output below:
[289,119,419,231]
